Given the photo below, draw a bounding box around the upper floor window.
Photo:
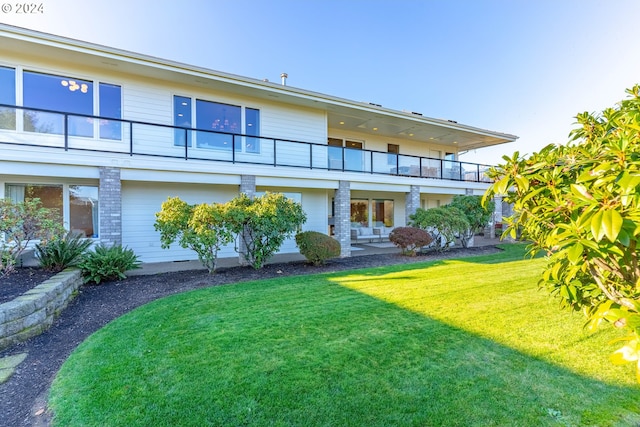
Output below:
[173,96,192,147]
[173,95,260,153]
[99,83,122,140]
[23,71,94,137]
[196,99,240,150]
[20,70,121,139]
[0,66,16,130]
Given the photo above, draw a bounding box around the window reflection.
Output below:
[23,71,93,137]
[173,96,192,147]
[0,66,16,130]
[245,107,260,153]
[196,99,240,150]
[69,185,99,237]
[5,183,99,238]
[99,83,121,140]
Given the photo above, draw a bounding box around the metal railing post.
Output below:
[63,114,68,151]
[129,123,134,156]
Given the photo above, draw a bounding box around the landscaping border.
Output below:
[0,269,82,350]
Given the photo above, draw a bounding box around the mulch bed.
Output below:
[0,269,58,304]
[0,245,500,427]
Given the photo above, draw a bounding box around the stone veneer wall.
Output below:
[334,180,351,258]
[99,167,122,246]
[0,269,83,350]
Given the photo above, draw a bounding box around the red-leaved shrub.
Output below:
[389,226,434,256]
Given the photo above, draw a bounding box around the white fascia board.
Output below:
[0,24,517,143]
[0,160,99,179]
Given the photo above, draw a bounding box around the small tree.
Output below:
[409,206,469,251]
[227,192,307,269]
[449,195,495,247]
[389,226,434,256]
[154,197,234,274]
[0,198,64,277]
[483,85,640,381]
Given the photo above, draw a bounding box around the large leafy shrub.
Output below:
[389,226,434,256]
[483,85,640,381]
[409,206,469,251]
[0,198,64,277]
[449,195,495,247]
[80,244,141,284]
[35,231,93,272]
[295,231,340,265]
[227,192,307,269]
[155,197,234,274]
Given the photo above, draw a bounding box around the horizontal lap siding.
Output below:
[261,104,326,144]
[121,181,239,263]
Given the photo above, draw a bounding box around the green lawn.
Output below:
[49,245,640,426]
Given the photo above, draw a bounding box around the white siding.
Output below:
[121,182,239,263]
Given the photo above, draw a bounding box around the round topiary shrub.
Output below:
[295,231,341,266]
[389,226,434,256]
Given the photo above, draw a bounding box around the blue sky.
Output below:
[2,0,639,165]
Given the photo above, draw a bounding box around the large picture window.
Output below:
[23,71,93,137]
[20,71,121,140]
[196,99,240,150]
[5,183,99,238]
[174,97,260,152]
[0,66,16,130]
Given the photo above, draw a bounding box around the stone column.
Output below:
[490,195,503,239]
[334,180,351,258]
[238,175,256,265]
[99,167,122,246]
[239,175,256,198]
[405,185,420,225]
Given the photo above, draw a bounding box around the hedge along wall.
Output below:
[0,269,83,350]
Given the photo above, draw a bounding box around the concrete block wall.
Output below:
[0,269,83,350]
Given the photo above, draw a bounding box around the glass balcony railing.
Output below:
[0,104,494,183]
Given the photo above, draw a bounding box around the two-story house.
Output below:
[0,24,517,264]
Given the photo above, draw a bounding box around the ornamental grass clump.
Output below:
[295,230,341,265]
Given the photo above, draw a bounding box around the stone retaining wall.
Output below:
[0,269,83,350]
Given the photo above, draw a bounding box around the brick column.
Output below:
[334,180,351,257]
[405,185,420,225]
[99,167,122,246]
[238,175,256,265]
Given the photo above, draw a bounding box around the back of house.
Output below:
[0,24,517,264]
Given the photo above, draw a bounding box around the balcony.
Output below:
[0,105,494,183]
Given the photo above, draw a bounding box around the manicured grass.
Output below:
[49,245,640,426]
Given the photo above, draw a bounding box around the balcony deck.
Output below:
[0,105,494,183]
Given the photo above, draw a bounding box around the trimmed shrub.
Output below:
[80,244,141,284]
[35,231,93,272]
[389,226,434,256]
[295,231,341,265]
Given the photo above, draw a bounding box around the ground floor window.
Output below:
[372,199,394,227]
[5,183,99,238]
[350,199,369,227]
